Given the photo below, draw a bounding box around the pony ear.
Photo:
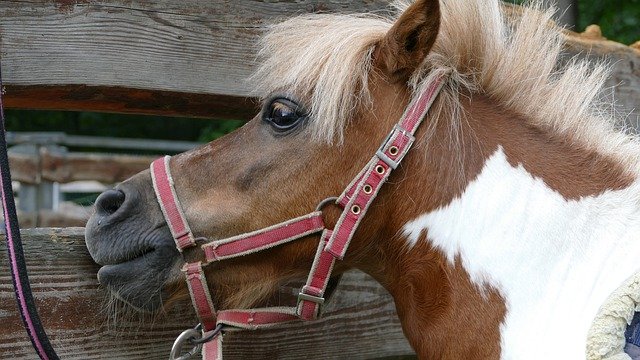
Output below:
[375,0,441,82]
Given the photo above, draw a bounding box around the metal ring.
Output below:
[351,205,361,215]
[389,146,399,156]
[363,184,373,194]
[375,165,386,175]
[315,196,339,212]
[191,324,224,345]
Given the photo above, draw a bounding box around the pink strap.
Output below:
[202,333,223,360]
[297,229,336,320]
[400,77,445,131]
[202,212,324,262]
[216,308,299,330]
[183,262,218,332]
[150,156,196,251]
[325,157,392,259]
[325,76,446,259]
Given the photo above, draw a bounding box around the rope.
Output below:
[0,59,60,359]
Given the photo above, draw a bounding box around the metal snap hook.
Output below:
[169,325,202,360]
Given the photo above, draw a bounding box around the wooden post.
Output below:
[545,0,578,28]
[10,144,63,226]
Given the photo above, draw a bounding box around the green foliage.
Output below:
[4,109,231,143]
[197,120,244,142]
[506,0,639,45]
[578,0,639,45]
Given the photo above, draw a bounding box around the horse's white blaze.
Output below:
[403,147,640,359]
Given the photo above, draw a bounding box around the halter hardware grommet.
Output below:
[389,146,399,156]
[351,205,361,215]
[363,184,373,194]
[375,165,386,175]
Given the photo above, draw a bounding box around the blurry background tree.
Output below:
[5,0,638,144]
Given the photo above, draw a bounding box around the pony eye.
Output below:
[263,98,305,132]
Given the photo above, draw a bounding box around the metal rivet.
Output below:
[389,146,399,156]
[351,205,361,215]
[363,184,373,194]
[375,165,385,174]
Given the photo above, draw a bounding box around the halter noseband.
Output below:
[152,75,447,360]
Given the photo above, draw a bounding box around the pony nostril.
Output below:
[95,189,126,216]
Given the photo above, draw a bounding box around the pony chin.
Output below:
[96,245,181,312]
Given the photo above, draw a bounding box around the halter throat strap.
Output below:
[154,74,448,360]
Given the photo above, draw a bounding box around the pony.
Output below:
[85,0,640,358]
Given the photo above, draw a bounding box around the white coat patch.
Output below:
[403,147,640,359]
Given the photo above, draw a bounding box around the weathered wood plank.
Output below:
[0,0,389,119]
[1,1,636,121]
[564,32,640,129]
[5,85,259,120]
[18,208,91,228]
[0,228,414,359]
[8,150,155,184]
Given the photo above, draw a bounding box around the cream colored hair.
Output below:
[252,0,640,169]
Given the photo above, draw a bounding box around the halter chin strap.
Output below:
[154,74,448,360]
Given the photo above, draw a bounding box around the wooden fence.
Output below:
[0,1,637,121]
[0,1,638,359]
[0,228,413,359]
[6,132,200,227]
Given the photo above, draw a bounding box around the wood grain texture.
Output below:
[5,85,260,119]
[1,1,636,121]
[0,228,414,359]
[8,149,155,184]
[18,209,90,228]
[0,0,389,119]
[564,33,640,129]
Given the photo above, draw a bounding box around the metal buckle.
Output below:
[297,288,325,317]
[298,292,325,305]
[375,125,414,170]
[297,291,325,318]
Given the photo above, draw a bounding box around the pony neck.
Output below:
[353,93,639,359]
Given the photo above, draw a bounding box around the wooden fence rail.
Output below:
[0,1,638,122]
[9,150,155,185]
[7,132,200,153]
[0,228,414,359]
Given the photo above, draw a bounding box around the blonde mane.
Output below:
[253,0,640,170]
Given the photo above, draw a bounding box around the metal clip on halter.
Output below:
[169,324,224,360]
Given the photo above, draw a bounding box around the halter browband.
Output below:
[152,75,447,360]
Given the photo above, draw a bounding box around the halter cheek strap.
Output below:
[154,74,448,360]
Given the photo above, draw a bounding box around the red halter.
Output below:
[153,75,447,360]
